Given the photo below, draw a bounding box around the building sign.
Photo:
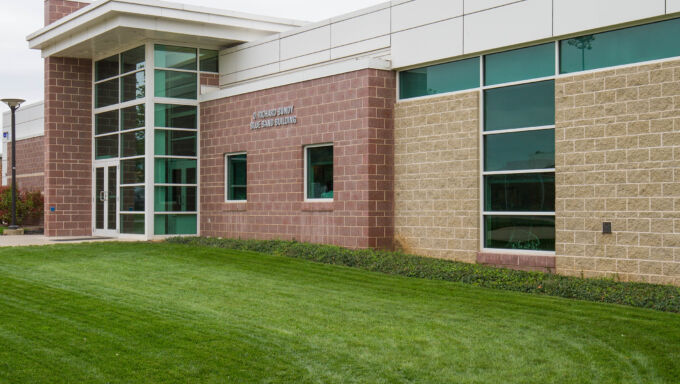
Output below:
[250,105,297,129]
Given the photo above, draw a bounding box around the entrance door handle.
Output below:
[99,191,107,202]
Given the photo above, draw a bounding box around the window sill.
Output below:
[476,251,556,273]
[223,201,247,211]
[301,201,334,212]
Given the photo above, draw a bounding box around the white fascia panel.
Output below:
[464,0,523,14]
[554,0,666,36]
[208,57,391,102]
[280,25,331,61]
[392,0,463,32]
[330,36,390,60]
[391,17,463,68]
[280,50,332,72]
[669,0,680,13]
[464,0,551,54]
[331,8,390,47]
[221,40,280,75]
[220,62,280,85]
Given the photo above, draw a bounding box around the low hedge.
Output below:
[166,237,680,313]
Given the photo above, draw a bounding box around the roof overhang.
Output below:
[27,0,307,59]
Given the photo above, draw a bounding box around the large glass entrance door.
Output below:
[94,161,118,236]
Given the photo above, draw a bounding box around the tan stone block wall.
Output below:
[394,91,479,262]
[556,59,680,285]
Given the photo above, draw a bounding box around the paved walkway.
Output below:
[0,235,141,247]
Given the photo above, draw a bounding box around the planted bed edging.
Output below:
[166,237,680,313]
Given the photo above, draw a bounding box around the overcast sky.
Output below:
[0,0,386,108]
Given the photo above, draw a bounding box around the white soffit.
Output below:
[554,0,666,36]
[27,0,307,58]
[669,0,680,14]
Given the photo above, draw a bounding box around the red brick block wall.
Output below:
[45,0,89,25]
[200,69,396,249]
[200,73,219,87]
[5,136,45,192]
[44,57,92,236]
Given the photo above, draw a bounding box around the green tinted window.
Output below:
[154,104,197,128]
[121,71,145,102]
[95,135,118,159]
[484,80,554,131]
[561,18,680,74]
[307,146,333,199]
[155,158,196,184]
[155,70,197,99]
[121,130,145,157]
[485,215,555,251]
[399,57,480,99]
[122,104,145,130]
[155,130,196,156]
[121,214,145,234]
[485,173,555,212]
[95,111,118,135]
[485,43,554,86]
[227,154,247,201]
[95,78,119,108]
[120,158,145,184]
[154,45,197,70]
[121,46,145,73]
[485,129,555,172]
[154,214,197,235]
[155,186,197,212]
[95,54,118,81]
[200,49,219,73]
[120,186,145,212]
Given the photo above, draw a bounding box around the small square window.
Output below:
[225,153,247,201]
[305,145,333,200]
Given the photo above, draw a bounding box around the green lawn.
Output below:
[0,243,678,383]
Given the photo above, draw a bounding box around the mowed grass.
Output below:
[0,243,678,383]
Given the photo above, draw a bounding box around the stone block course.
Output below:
[556,59,680,285]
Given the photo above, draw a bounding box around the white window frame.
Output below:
[225,151,247,203]
[304,143,334,202]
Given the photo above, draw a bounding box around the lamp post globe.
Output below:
[1,98,26,230]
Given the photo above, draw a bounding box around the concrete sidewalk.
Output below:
[0,235,141,247]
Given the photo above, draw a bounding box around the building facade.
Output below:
[22,0,680,285]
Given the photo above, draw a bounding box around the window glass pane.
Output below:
[155,159,196,184]
[121,130,145,157]
[95,110,118,135]
[485,43,555,86]
[485,173,555,212]
[154,44,197,70]
[95,135,118,159]
[154,214,197,235]
[485,129,555,171]
[121,71,145,102]
[95,78,119,108]
[484,215,555,251]
[400,57,480,99]
[95,54,118,81]
[485,80,554,131]
[120,158,145,184]
[122,104,145,130]
[121,214,145,234]
[121,46,145,73]
[154,186,197,212]
[307,146,333,199]
[227,154,247,201]
[120,186,145,212]
[96,168,104,229]
[200,49,219,72]
[155,130,196,156]
[154,104,197,128]
[560,18,680,74]
[155,70,197,99]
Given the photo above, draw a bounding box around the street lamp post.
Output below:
[1,98,25,230]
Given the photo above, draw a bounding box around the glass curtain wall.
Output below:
[482,43,556,252]
[94,45,146,234]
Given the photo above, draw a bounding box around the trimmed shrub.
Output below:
[166,236,680,313]
[0,187,44,226]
